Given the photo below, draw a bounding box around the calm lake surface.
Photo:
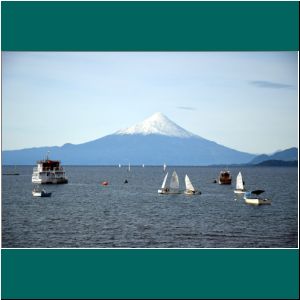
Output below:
[2,166,298,248]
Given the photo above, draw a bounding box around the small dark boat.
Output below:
[32,187,51,197]
[3,166,19,175]
[3,173,19,175]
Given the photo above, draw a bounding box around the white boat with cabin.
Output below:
[234,171,246,194]
[158,171,180,194]
[184,174,201,195]
[244,190,271,205]
[32,154,68,184]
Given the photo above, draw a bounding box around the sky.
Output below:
[1,52,298,154]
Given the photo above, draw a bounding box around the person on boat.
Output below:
[164,187,169,192]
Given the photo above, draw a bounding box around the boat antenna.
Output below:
[46,151,50,160]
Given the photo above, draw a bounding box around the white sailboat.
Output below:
[128,163,131,172]
[118,164,121,168]
[158,172,169,194]
[234,172,246,194]
[142,164,145,168]
[163,163,167,172]
[158,171,180,194]
[184,174,201,195]
[169,171,180,193]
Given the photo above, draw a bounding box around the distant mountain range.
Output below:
[2,113,297,166]
[255,160,298,167]
[250,147,298,164]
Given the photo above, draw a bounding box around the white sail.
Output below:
[163,163,167,172]
[161,172,169,189]
[128,163,131,172]
[170,171,179,190]
[118,164,121,168]
[236,172,244,190]
[185,174,195,191]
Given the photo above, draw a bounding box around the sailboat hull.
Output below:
[234,189,245,194]
[184,190,200,195]
[158,189,180,194]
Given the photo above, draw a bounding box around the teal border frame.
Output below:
[1,249,299,299]
[1,1,299,299]
[1,1,299,51]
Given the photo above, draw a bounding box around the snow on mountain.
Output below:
[115,112,197,138]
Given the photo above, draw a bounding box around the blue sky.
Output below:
[2,52,298,154]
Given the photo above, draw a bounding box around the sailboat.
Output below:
[158,171,180,194]
[128,163,131,172]
[118,164,121,168]
[163,163,167,172]
[158,172,169,194]
[142,164,145,168]
[169,171,180,194]
[184,175,201,195]
[234,171,246,194]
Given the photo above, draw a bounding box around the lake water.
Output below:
[1,166,298,248]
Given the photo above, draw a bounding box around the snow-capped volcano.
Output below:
[116,112,196,138]
[3,112,256,165]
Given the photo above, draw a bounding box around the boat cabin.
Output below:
[37,160,61,171]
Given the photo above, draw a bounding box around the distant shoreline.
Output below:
[2,161,298,167]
